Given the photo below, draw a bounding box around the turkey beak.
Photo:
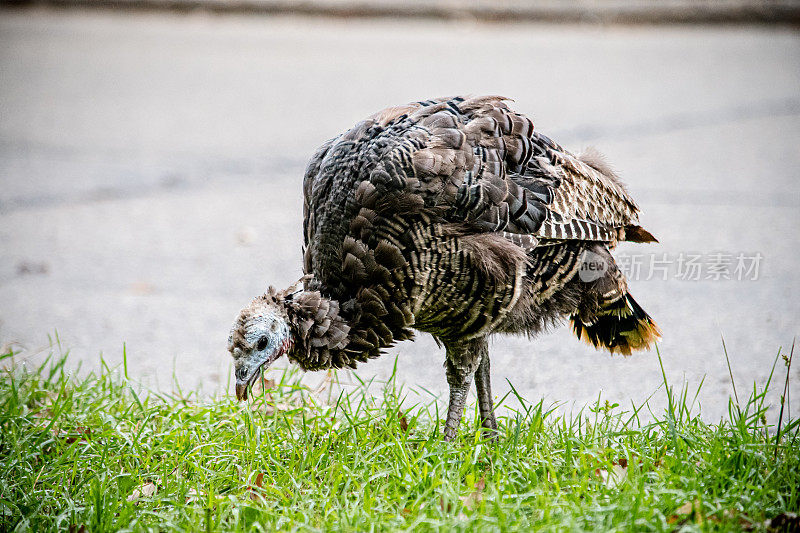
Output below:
[234,360,263,401]
[234,364,264,401]
[234,351,280,401]
[235,380,249,401]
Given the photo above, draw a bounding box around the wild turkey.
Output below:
[228,95,660,440]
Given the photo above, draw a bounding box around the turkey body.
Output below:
[278,95,659,439]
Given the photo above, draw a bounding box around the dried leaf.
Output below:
[459,491,482,510]
[312,370,332,397]
[398,410,409,432]
[58,426,92,445]
[31,408,54,420]
[667,515,688,526]
[249,377,292,414]
[763,512,799,531]
[185,488,204,503]
[248,472,267,502]
[141,482,157,497]
[459,477,486,510]
[595,463,627,489]
[439,496,454,513]
[668,499,702,525]
[249,376,276,397]
[127,482,157,503]
[254,401,293,415]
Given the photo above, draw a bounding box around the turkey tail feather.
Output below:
[624,225,658,243]
[571,293,660,356]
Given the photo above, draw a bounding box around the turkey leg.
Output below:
[443,337,487,441]
[474,349,498,434]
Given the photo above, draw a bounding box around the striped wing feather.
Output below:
[377,96,648,245]
[301,96,656,288]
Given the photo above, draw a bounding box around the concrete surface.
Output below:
[1,11,798,421]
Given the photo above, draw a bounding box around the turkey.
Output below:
[228,95,660,440]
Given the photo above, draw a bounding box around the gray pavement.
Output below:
[1,11,799,420]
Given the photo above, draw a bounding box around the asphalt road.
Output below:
[1,10,798,420]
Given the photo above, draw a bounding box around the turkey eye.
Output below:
[256,337,269,351]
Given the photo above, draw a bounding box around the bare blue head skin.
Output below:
[227,301,292,401]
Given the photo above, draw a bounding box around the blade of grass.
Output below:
[774,338,794,459]
[721,334,740,410]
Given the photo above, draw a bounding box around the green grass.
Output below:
[0,345,798,532]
